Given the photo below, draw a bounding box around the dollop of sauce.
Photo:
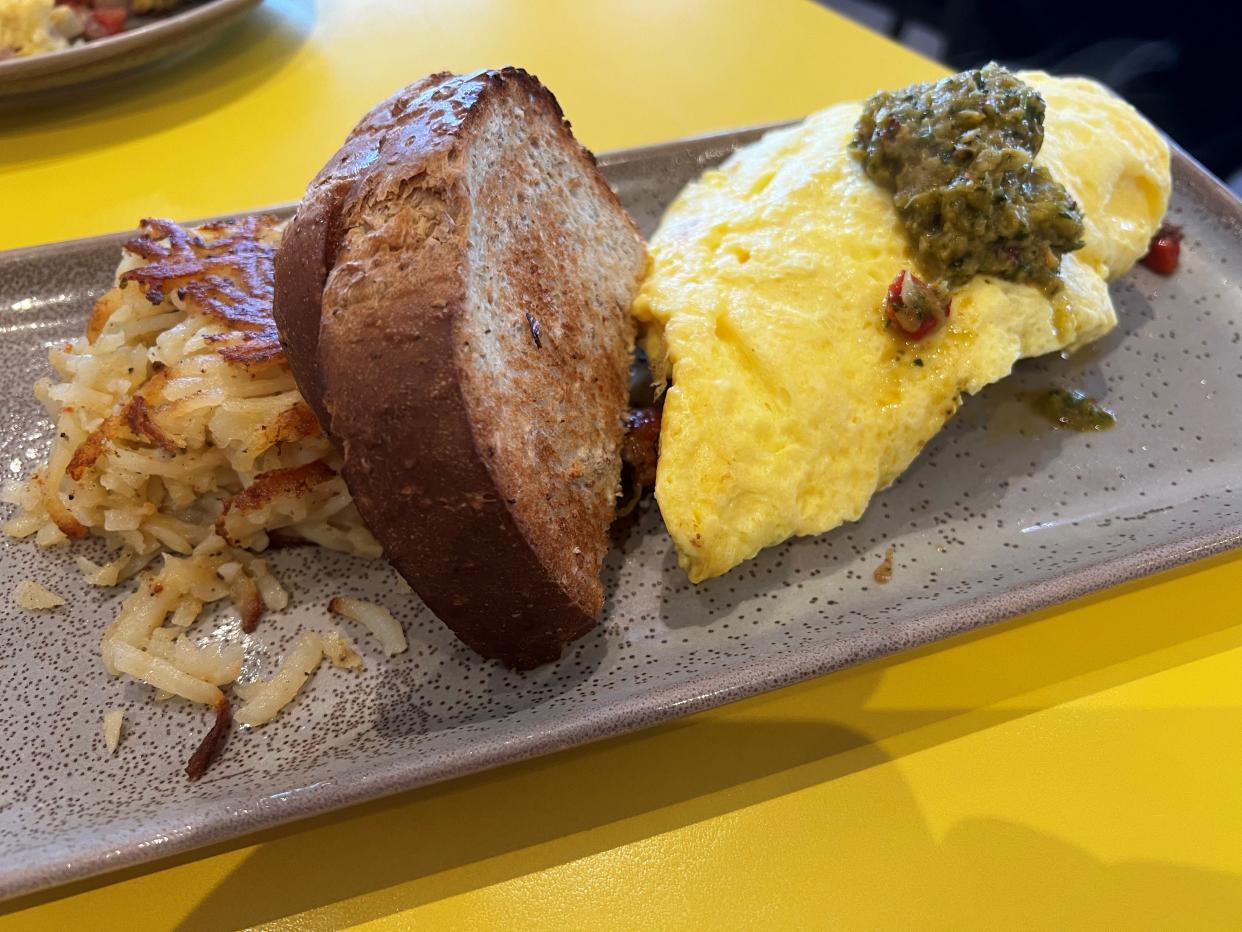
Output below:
[1033,387,1116,431]
[853,63,1085,294]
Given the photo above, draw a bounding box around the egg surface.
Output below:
[632,72,1170,583]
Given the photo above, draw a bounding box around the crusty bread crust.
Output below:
[274,68,645,669]
[273,71,450,429]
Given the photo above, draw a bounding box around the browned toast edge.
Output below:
[274,68,644,669]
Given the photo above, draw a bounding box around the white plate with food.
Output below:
[1,65,1240,899]
[0,0,261,96]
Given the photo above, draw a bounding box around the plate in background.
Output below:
[0,126,1240,900]
[0,0,261,96]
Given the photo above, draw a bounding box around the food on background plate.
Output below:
[0,0,188,58]
[274,66,647,670]
[0,0,80,55]
[633,65,1171,582]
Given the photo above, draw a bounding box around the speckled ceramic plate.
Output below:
[0,0,261,97]
[1,127,1240,900]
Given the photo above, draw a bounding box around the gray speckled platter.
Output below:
[1,127,1240,901]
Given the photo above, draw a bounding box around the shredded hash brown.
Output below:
[3,217,383,777]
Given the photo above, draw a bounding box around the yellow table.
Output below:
[3,1,1241,927]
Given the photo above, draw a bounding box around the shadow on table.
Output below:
[177,719,1242,929]
[0,0,315,168]
[4,550,1242,927]
[183,719,1242,929]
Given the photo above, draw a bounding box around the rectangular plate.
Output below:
[1,126,1241,900]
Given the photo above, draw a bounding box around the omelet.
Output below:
[633,72,1170,583]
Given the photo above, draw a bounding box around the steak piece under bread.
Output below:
[274,68,646,670]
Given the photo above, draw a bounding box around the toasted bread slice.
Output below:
[274,68,646,669]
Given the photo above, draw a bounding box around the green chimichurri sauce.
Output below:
[852,63,1085,294]
[1033,387,1116,431]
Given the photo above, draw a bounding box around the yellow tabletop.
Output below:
[3,1,1241,928]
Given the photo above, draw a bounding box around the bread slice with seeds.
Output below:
[274,68,646,669]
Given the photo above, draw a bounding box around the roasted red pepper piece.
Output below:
[1141,224,1182,275]
[621,406,661,490]
[85,9,127,39]
[884,270,950,340]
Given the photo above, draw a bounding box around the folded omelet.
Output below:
[633,72,1170,582]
